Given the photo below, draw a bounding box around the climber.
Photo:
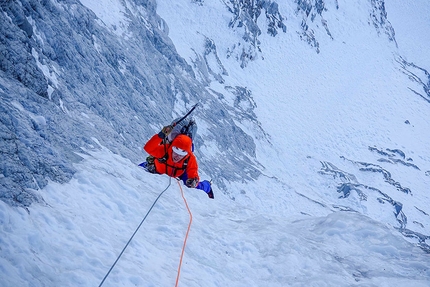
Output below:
[140,124,214,199]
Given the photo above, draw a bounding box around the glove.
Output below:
[207,188,214,199]
[158,125,173,139]
[146,155,154,164]
[185,177,199,188]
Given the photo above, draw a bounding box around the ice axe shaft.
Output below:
[172,103,199,127]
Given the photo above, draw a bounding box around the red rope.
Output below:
[175,180,193,287]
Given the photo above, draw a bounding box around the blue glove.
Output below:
[197,180,214,199]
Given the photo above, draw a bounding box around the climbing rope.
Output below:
[175,179,193,287]
[98,177,172,287]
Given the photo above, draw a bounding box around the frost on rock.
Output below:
[397,57,430,103]
[319,146,430,253]
[222,0,286,67]
[0,2,48,98]
[0,0,262,207]
[369,0,397,45]
[295,0,332,53]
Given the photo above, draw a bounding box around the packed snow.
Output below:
[1,146,429,286]
[1,0,429,286]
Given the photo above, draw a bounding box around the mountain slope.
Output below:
[1,148,429,286]
[1,0,430,286]
[0,0,260,205]
[155,0,430,248]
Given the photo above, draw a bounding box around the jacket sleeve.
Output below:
[185,154,199,181]
[196,180,212,193]
[144,134,167,158]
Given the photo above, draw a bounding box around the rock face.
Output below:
[1,0,428,212]
[0,0,261,207]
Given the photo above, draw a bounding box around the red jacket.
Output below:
[144,134,199,179]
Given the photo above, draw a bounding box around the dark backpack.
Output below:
[167,118,197,143]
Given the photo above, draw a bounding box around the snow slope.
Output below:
[155,0,430,240]
[1,0,430,286]
[385,0,430,68]
[1,146,429,287]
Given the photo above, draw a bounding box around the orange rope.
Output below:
[175,180,193,287]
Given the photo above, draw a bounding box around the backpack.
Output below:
[167,117,197,145]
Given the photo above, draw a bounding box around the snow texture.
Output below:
[1,0,430,286]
